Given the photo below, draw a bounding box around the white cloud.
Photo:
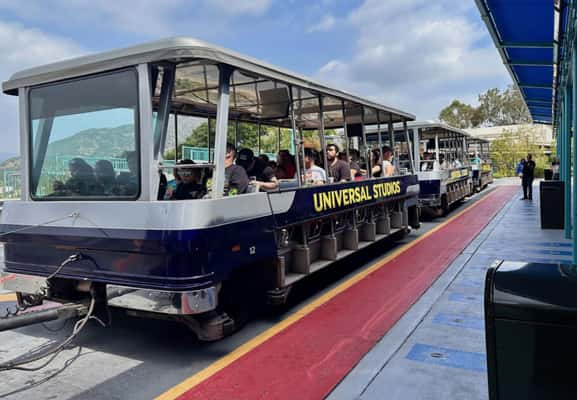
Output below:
[208,0,272,16]
[0,21,85,154]
[308,14,336,33]
[316,0,510,120]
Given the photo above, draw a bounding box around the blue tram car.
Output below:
[0,38,420,340]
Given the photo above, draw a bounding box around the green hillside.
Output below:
[45,124,136,158]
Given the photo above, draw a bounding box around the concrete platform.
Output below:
[328,183,571,400]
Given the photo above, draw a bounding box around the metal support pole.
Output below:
[573,42,577,262]
[403,120,414,172]
[318,95,329,175]
[361,106,370,178]
[342,100,350,167]
[377,111,383,166]
[564,86,572,238]
[413,129,420,171]
[288,86,302,186]
[213,65,232,199]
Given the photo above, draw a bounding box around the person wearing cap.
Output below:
[236,148,278,191]
[170,159,205,200]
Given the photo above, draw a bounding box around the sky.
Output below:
[0,0,511,155]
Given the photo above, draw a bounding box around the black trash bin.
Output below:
[485,260,577,400]
[543,168,553,180]
[539,180,564,229]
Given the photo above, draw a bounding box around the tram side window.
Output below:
[29,69,140,199]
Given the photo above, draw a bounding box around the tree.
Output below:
[439,100,483,129]
[489,125,549,178]
[439,85,531,128]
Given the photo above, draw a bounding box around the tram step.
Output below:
[283,228,404,287]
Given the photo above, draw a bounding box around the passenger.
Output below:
[338,151,347,161]
[237,148,278,191]
[438,154,448,170]
[116,150,139,195]
[421,152,432,171]
[258,154,270,165]
[371,149,383,177]
[65,158,98,196]
[349,149,363,179]
[94,160,117,195]
[171,160,205,200]
[224,143,249,195]
[381,146,396,177]
[303,148,326,184]
[275,150,296,179]
[326,144,351,182]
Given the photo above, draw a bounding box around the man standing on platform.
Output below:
[521,154,536,200]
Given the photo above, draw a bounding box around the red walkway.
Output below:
[176,186,517,400]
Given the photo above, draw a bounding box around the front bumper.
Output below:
[418,195,441,207]
[0,272,218,315]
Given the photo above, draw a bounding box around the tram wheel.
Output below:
[441,195,449,215]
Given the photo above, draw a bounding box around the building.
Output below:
[465,124,553,153]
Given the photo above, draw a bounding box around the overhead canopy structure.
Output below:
[475,0,558,125]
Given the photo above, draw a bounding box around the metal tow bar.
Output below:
[0,303,89,332]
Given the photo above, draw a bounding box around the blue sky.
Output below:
[0,0,510,155]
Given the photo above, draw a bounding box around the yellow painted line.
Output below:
[156,186,509,400]
[0,293,16,302]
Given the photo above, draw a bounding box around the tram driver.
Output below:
[326,144,351,182]
[237,148,279,191]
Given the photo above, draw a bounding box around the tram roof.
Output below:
[2,37,414,122]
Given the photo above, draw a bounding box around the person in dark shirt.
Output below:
[224,143,249,195]
[170,160,205,200]
[326,144,351,182]
[521,154,536,200]
[237,148,278,191]
[349,149,363,179]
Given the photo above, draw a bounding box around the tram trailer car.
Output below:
[0,38,420,341]
[404,122,473,216]
[468,137,493,192]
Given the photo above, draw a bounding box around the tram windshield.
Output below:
[29,69,140,199]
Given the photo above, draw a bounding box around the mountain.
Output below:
[46,124,136,158]
[0,152,16,164]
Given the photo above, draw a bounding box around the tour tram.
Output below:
[467,137,493,191]
[0,38,420,340]
[406,122,472,215]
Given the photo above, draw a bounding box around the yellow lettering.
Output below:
[322,192,332,211]
[334,190,343,207]
[313,193,323,212]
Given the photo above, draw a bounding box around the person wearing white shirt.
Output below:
[304,148,327,184]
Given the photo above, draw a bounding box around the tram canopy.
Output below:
[400,121,472,140]
[475,0,558,125]
[2,37,414,127]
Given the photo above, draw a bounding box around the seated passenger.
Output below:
[171,160,205,200]
[381,146,396,177]
[94,159,117,195]
[349,149,363,179]
[371,149,383,177]
[65,158,98,196]
[224,143,249,195]
[237,148,278,191]
[326,144,351,182]
[275,150,296,179]
[303,148,326,184]
[116,150,139,195]
[438,154,448,170]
